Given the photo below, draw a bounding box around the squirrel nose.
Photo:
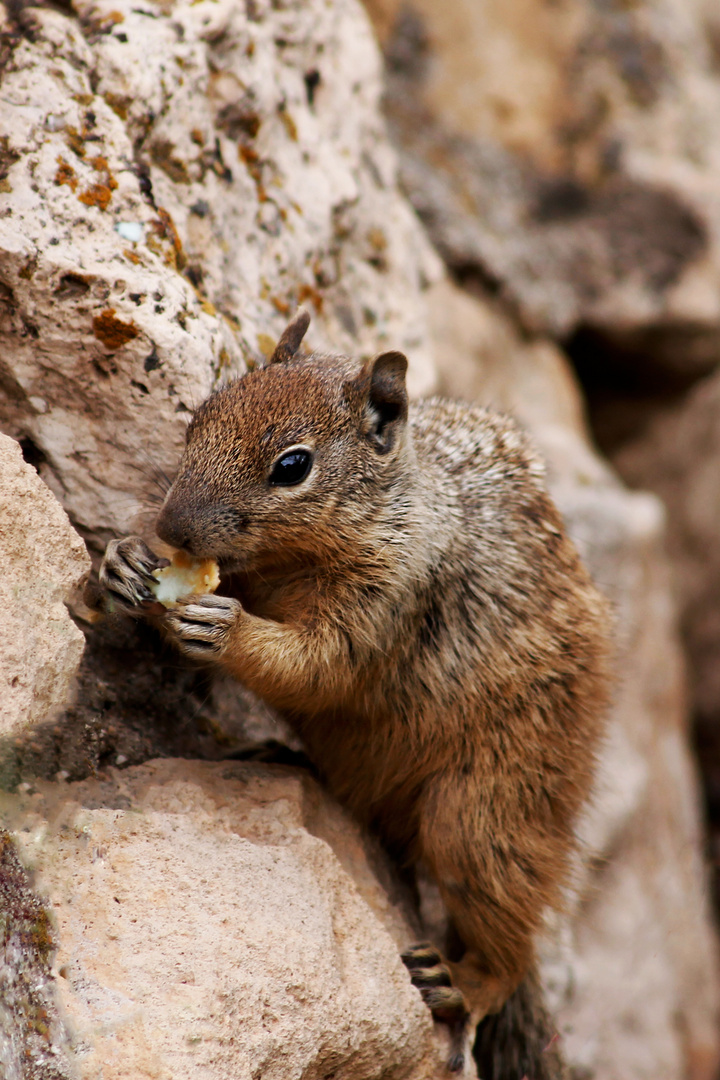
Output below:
[156,500,197,553]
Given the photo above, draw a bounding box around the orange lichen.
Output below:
[124,249,142,264]
[297,282,324,313]
[151,139,190,184]
[238,144,267,201]
[89,156,117,188]
[78,183,113,211]
[92,308,139,349]
[104,92,130,120]
[271,295,291,315]
[151,207,186,270]
[238,144,258,167]
[368,227,388,252]
[64,125,86,159]
[54,155,77,191]
[217,345,232,374]
[256,333,276,358]
[278,106,298,141]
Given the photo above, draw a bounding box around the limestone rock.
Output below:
[609,368,720,748]
[426,278,608,492]
[369,0,720,364]
[0,0,439,553]
[425,277,720,1080]
[0,432,89,738]
[0,758,462,1080]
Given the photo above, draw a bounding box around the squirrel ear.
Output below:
[364,350,409,453]
[269,307,311,365]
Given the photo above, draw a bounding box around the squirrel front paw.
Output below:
[164,594,242,661]
[99,536,169,614]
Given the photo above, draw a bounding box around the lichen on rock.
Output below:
[0,829,74,1080]
[0,0,439,551]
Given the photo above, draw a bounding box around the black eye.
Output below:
[268,448,313,486]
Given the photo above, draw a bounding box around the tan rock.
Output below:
[610,369,720,733]
[1,758,464,1079]
[426,278,608,489]
[0,433,90,737]
[0,0,439,552]
[371,0,720,356]
[425,277,720,1080]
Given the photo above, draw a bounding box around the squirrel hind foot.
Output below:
[401,943,470,1073]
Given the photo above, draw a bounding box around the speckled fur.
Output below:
[100,322,612,1074]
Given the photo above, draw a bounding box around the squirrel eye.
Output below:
[268,448,313,486]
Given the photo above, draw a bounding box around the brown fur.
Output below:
[100,315,612,1070]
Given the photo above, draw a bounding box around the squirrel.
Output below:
[99,309,613,1077]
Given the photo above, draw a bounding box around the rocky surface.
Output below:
[0,828,75,1080]
[608,370,720,736]
[0,0,439,556]
[0,758,459,1080]
[0,432,89,738]
[602,368,720,906]
[368,0,720,370]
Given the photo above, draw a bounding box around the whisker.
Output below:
[124,451,175,499]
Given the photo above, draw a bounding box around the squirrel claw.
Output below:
[401,943,470,1073]
[99,536,165,614]
[164,594,241,659]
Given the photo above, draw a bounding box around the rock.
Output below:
[0,829,75,1080]
[369,0,720,365]
[426,278,608,491]
[0,758,462,1080]
[0,433,89,738]
[0,0,440,554]
[424,277,720,1080]
[608,369,720,780]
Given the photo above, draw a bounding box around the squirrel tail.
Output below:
[473,964,565,1080]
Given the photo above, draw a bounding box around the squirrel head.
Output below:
[155,310,411,570]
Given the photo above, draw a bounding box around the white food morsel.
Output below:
[151,551,221,608]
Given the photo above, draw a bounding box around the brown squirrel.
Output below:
[99,309,613,1077]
